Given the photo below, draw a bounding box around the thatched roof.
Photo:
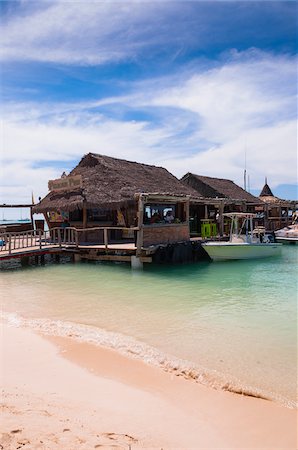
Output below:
[33,153,198,213]
[181,173,261,204]
[259,181,274,197]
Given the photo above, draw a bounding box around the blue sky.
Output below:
[1,0,297,215]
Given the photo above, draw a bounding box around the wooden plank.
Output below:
[139,256,152,263]
[79,254,152,263]
[81,254,132,262]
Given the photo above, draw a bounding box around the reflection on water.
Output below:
[1,247,297,406]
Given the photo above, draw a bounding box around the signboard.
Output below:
[49,211,69,223]
[48,175,82,191]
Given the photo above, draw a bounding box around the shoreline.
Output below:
[2,312,295,409]
[1,322,297,449]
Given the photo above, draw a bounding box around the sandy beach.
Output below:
[0,322,297,449]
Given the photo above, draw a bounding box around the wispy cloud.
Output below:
[1,1,296,65]
[1,2,296,204]
[1,50,296,202]
[1,1,183,65]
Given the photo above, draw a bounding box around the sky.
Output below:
[1,0,297,219]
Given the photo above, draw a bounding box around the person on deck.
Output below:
[150,212,161,224]
[164,210,174,223]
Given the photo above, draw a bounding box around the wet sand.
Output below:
[1,323,297,449]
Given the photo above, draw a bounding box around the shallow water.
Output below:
[1,246,297,407]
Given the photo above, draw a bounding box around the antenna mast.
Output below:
[244,148,247,191]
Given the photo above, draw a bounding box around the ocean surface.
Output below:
[0,219,31,225]
[1,246,297,408]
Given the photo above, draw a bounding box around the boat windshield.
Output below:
[224,213,256,243]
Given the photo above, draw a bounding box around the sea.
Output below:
[0,246,297,408]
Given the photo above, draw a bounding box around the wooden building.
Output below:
[259,180,297,231]
[33,153,199,252]
[181,173,262,236]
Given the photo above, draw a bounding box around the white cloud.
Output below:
[161,120,297,189]
[1,1,184,65]
[1,52,297,203]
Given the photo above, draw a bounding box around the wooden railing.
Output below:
[0,226,139,256]
[49,227,78,246]
[0,229,45,255]
[73,226,139,250]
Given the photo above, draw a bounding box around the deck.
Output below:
[0,228,152,264]
[0,227,211,265]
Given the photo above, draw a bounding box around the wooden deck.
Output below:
[0,227,211,265]
[0,244,60,260]
[0,229,152,265]
[0,242,140,259]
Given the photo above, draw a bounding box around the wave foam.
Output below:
[1,311,296,408]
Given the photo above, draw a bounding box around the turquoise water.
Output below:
[0,219,31,224]
[1,247,297,407]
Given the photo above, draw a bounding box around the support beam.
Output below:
[82,204,88,243]
[43,212,51,230]
[136,196,144,256]
[82,205,88,228]
[74,253,81,263]
[219,201,224,236]
[131,255,143,269]
[185,198,190,223]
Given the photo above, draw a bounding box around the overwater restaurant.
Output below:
[33,153,267,247]
[33,153,199,249]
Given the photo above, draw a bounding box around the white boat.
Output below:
[275,221,298,244]
[202,213,282,261]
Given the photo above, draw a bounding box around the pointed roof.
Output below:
[258,178,297,206]
[259,178,274,197]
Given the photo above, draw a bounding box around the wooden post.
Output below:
[136,195,144,257]
[204,204,208,219]
[30,206,34,230]
[185,198,190,223]
[43,212,51,230]
[82,204,88,243]
[83,205,87,228]
[8,234,11,255]
[219,200,224,236]
[104,228,108,251]
[39,230,42,249]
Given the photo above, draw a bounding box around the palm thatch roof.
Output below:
[181,173,261,204]
[33,153,198,213]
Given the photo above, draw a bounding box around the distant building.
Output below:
[259,179,297,231]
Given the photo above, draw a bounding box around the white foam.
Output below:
[1,311,296,409]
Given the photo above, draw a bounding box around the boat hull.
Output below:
[275,237,298,245]
[202,242,282,261]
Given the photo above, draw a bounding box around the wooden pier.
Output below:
[0,227,152,267]
[0,227,210,267]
